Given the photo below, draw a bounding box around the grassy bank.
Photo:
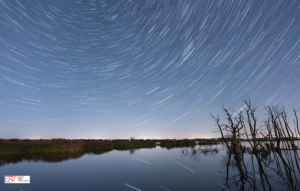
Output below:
[159,140,220,148]
[0,138,228,155]
[0,139,156,155]
[159,140,196,148]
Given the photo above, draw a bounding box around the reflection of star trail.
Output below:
[175,160,194,173]
[218,183,229,191]
[159,184,171,191]
[133,157,151,165]
[124,183,141,191]
[1,0,300,139]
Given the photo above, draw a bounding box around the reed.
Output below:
[0,139,156,155]
[159,140,197,148]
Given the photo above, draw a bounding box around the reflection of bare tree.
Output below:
[129,149,140,155]
[220,149,300,191]
[182,144,300,190]
[272,150,300,190]
[211,99,300,190]
[180,145,219,162]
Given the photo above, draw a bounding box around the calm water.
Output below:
[1,144,299,191]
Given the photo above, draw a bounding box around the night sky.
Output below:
[1,0,300,139]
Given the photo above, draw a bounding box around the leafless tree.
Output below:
[211,104,244,152]
[212,99,300,152]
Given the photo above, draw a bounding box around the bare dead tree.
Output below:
[265,106,283,150]
[213,100,300,190]
[242,99,267,152]
[210,113,232,152]
[221,105,244,151]
[211,101,249,152]
[212,99,300,153]
[264,106,300,151]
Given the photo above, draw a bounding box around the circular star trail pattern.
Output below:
[1,0,300,139]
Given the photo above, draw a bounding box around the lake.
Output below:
[1,143,299,191]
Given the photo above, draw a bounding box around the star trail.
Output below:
[1,0,300,139]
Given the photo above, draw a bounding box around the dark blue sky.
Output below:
[1,0,300,139]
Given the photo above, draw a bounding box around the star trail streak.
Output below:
[0,0,300,139]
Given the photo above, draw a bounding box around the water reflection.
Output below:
[0,147,159,168]
[1,145,299,190]
[0,150,109,167]
[180,145,220,162]
[235,148,300,191]
[179,144,300,191]
[178,143,300,191]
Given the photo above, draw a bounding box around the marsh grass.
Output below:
[159,140,198,148]
[0,139,156,155]
[0,138,225,156]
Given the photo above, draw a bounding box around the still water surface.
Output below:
[1,144,299,191]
